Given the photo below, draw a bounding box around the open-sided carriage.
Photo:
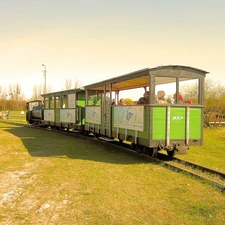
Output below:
[84,65,208,157]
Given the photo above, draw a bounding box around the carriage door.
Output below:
[102,85,112,137]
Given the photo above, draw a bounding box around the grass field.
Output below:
[0,110,27,124]
[0,122,225,225]
[176,127,225,173]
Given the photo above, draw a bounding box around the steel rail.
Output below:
[172,157,225,179]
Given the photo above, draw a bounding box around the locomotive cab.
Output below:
[26,100,44,124]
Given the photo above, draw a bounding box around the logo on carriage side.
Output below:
[172,116,184,120]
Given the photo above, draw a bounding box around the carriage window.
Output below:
[155,77,176,104]
[109,91,117,105]
[118,88,145,104]
[44,97,49,109]
[56,96,60,109]
[62,94,68,108]
[50,96,54,109]
[102,91,111,106]
[154,77,199,104]
[29,101,41,111]
[179,79,199,104]
[88,90,102,106]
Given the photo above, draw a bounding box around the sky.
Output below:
[0,0,225,99]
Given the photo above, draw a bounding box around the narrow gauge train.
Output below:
[26,65,208,157]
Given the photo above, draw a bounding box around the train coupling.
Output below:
[164,144,188,155]
[174,144,188,155]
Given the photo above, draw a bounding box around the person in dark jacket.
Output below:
[137,91,149,104]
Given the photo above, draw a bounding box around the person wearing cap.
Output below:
[156,90,167,104]
[137,91,149,104]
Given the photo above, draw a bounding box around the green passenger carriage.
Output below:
[41,88,86,130]
[84,65,208,157]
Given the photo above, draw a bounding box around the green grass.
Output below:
[176,127,225,172]
[1,110,27,124]
[0,122,225,225]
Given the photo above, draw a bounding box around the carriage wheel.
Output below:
[141,146,147,154]
[147,148,158,158]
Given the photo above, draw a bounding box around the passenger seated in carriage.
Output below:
[173,93,193,104]
[156,90,168,104]
[119,98,126,105]
[137,91,149,104]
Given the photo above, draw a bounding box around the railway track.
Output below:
[103,141,225,193]
[8,123,225,193]
[158,153,225,192]
[89,135,225,192]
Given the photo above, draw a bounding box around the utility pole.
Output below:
[42,64,47,94]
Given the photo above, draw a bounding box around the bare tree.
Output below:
[30,83,53,100]
[6,84,21,110]
[0,86,7,110]
[14,83,21,101]
[14,83,22,110]
[74,78,82,89]
[31,84,42,100]
[62,78,82,90]
[63,78,73,90]
[47,84,53,94]
[7,84,14,100]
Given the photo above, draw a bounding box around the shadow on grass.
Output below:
[2,124,147,164]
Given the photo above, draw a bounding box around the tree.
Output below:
[202,79,225,127]
[181,78,225,128]
[74,78,82,89]
[63,78,82,90]
[31,84,43,100]
[0,86,7,110]
[7,83,22,110]
[47,84,53,94]
[64,78,73,90]
[124,98,134,105]
[0,83,26,111]
[30,83,53,100]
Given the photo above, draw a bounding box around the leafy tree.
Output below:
[124,98,134,105]
[203,79,225,127]
[181,78,225,128]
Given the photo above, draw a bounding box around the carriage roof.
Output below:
[84,65,208,91]
[41,87,84,97]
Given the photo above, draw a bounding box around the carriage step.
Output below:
[99,137,115,142]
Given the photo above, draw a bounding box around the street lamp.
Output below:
[42,64,46,94]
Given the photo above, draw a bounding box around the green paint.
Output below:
[153,107,202,141]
